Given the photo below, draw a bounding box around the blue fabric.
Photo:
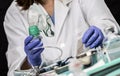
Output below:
[50,12,55,25]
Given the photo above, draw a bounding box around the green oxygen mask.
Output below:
[29,25,40,38]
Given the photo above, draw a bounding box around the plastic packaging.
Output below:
[102,27,120,62]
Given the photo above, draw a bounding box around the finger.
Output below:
[30,43,44,54]
[37,41,43,47]
[32,42,43,51]
[90,31,104,48]
[25,36,33,45]
[86,29,99,47]
[25,39,40,50]
[30,48,44,55]
[82,27,94,44]
[31,48,44,55]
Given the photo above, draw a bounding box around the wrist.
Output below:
[21,57,32,70]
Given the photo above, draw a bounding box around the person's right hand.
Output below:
[24,36,44,66]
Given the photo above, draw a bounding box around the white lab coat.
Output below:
[4,0,120,76]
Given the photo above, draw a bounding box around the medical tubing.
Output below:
[32,45,63,61]
[29,46,63,75]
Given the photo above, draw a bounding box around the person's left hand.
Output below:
[82,26,104,48]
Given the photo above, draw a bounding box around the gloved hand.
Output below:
[82,26,104,48]
[24,36,44,66]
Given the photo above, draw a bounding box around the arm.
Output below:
[80,0,120,35]
[4,1,31,75]
[80,0,120,48]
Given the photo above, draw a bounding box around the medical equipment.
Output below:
[87,57,120,76]
[28,8,62,74]
[27,4,56,75]
[102,26,120,63]
[28,3,54,37]
[14,49,97,76]
[28,24,63,75]
[28,8,44,73]
[26,26,43,75]
[82,27,120,76]
[27,12,62,75]
[23,25,120,76]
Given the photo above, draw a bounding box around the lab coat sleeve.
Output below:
[79,0,120,35]
[4,1,29,76]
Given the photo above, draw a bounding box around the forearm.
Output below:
[21,57,32,70]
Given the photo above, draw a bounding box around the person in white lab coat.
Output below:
[4,0,120,76]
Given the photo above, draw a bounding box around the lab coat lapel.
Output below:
[55,0,72,38]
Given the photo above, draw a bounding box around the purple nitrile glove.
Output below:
[82,26,104,48]
[24,35,44,66]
